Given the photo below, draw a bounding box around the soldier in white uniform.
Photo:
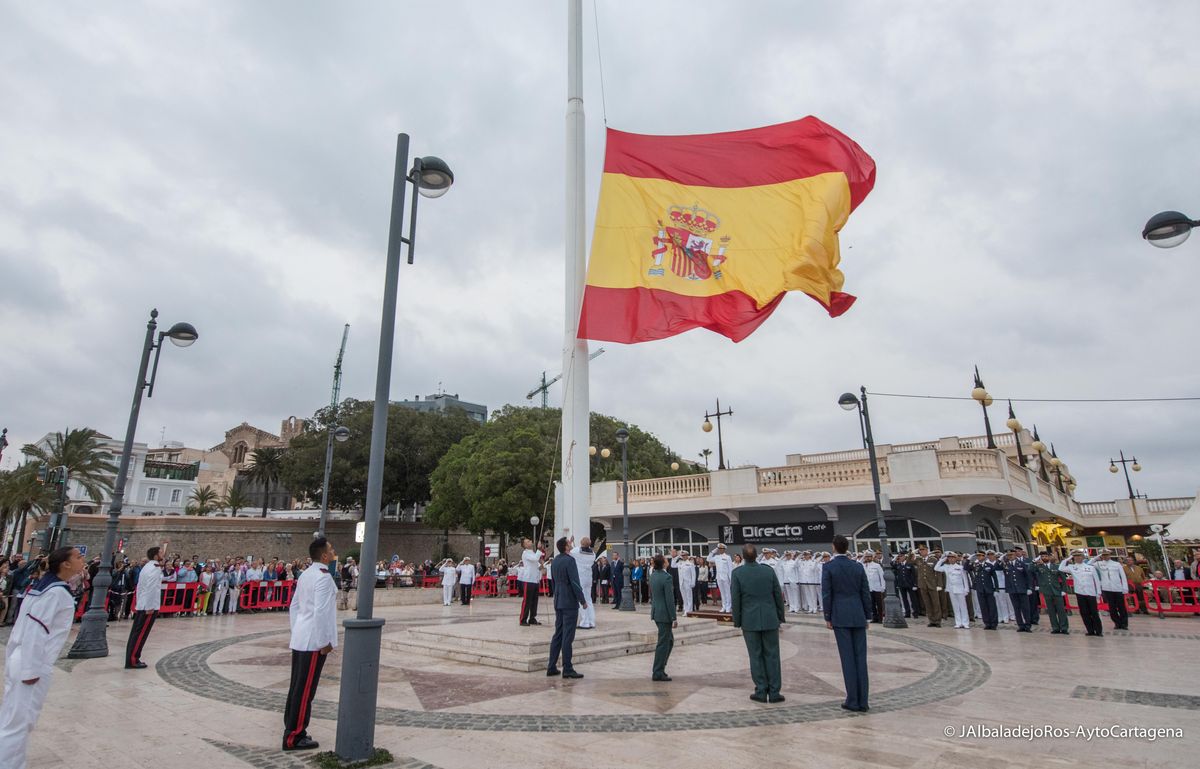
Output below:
[439,558,458,606]
[798,551,820,613]
[862,551,886,623]
[518,539,543,626]
[1090,549,1130,631]
[0,547,85,769]
[781,551,801,613]
[677,551,697,614]
[126,543,168,669]
[706,542,734,612]
[570,538,598,628]
[1061,550,1105,636]
[282,536,338,751]
[457,557,476,606]
[989,551,1013,623]
[935,552,972,628]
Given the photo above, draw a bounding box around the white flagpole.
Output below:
[560,0,590,547]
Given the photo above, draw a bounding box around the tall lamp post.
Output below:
[701,399,733,470]
[1108,450,1142,506]
[334,133,453,763]
[970,366,996,449]
[69,309,198,658]
[615,427,635,612]
[1149,523,1174,576]
[839,388,907,629]
[1143,210,1199,248]
[316,425,351,536]
[1031,426,1050,482]
[1005,401,1026,467]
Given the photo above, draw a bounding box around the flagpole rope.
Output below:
[592,0,609,125]
[867,392,1200,404]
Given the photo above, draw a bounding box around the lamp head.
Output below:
[530,515,540,526]
[164,321,199,347]
[1150,523,1163,533]
[1132,461,1141,472]
[333,426,351,442]
[615,428,629,445]
[413,156,454,198]
[1109,464,1119,473]
[837,392,860,411]
[1143,210,1195,249]
[702,419,714,432]
[588,445,597,456]
[1032,439,1046,453]
[670,462,679,471]
[600,447,611,458]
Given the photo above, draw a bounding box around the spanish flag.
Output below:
[578,117,875,344]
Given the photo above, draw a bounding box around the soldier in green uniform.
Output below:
[914,545,943,627]
[730,544,787,703]
[1033,550,1070,634]
[648,553,677,681]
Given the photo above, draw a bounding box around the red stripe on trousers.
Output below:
[131,611,155,664]
[287,653,320,747]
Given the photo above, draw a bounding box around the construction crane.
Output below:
[318,324,350,535]
[527,348,605,408]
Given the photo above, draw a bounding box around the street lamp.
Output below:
[1005,401,1026,467]
[1143,210,1199,248]
[1031,425,1050,482]
[1149,523,1173,575]
[701,398,733,470]
[530,515,540,543]
[1048,444,1066,493]
[615,427,635,612]
[838,388,907,629]
[317,425,351,537]
[69,309,197,658]
[335,133,453,763]
[970,366,996,449]
[1109,449,1142,508]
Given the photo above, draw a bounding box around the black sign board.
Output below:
[720,521,831,545]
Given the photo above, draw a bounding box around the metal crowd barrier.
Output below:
[1143,579,1200,618]
[238,579,296,611]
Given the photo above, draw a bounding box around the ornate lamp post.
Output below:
[838,388,907,629]
[615,427,635,612]
[68,310,198,658]
[1108,450,1142,503]
[970,366,996,449]
[1143,210,1199,248]
[1031,426,1050,482]
[701,399,733,470]
[335,133,453,763]
[317,425,351,536]
[1005,401,1026,467]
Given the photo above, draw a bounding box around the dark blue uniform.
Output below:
[965,558,1000,629]
[892,560,918,618]
[1003,557,1035,632]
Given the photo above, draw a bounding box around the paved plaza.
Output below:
[3,598,1196,768]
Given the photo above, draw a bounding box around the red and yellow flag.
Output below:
[578,117,875,343]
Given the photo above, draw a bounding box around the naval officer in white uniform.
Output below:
[706,542,734,612]
[282,536,338,752]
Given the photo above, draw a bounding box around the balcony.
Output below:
[143,459,200,481]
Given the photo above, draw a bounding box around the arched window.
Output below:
[976,522,1000,553]
[635,527,710,559]
[232,442,248,464]
[1009,523,1030,552]
[852,518,942,555]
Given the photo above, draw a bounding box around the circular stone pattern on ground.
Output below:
[159,626,989,732]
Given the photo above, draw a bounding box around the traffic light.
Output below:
[36,465,49,484]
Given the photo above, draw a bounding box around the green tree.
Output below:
[244,447,286,517]
[426,406,691,542]
[278,398,480,514]
[187,484,220,515]
[220,485,251,517]
[0,465,55,555]
[21,427,117,502]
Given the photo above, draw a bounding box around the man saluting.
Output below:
[282,536,338,752]
[0,546,86,769]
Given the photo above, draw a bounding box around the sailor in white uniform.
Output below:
[570,538,598,628]
[782,551,801,613]
[439,558,458,606]
[706,542,734,612]
[0,547,85,769]
[798,551,821,613]
[935,551,972,628]
[282,536,338,752]
[677,551,697,614]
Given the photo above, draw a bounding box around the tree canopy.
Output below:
[424,406,693,541]
[21,427,117,502]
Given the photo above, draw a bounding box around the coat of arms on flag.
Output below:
[650,204,729,281]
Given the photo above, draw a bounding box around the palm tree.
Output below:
[244,447,286,518]
[0,465,55,555]
[698,448,713,470]
[21,428,117,502]
[188,485,220,515]
[220,485,252,517]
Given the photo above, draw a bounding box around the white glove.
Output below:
[1026,590,1032,595]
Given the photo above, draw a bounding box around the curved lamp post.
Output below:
[970,366,996,449]
[1005,401,1026,467]
[1143,211,1199,248]
[838,388,907,629]
[615,427,635,612]
[68,310,198,658]
[317,425,351,537]
[335,134,453,762]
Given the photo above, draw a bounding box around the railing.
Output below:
[1079,501,1119,516]
[1146,497,1195,514]
[1008,461,1031,491]
[890,441,939,453]
[793,448,869,464]
[938,449,1003,479]
[958,432,1016,449]
[758,459,887,492]
[622,474,711,501]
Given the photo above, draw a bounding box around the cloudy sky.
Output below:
[2,1,1198,502]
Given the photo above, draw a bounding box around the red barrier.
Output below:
[238,580,296,611]
[1143,580,1200,617]
[1038,585,1139,613]
[471,576,498,597]
[421,576,440,589]
[73,589,111,620]
[159,582,203,614]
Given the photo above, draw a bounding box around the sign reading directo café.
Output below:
[720,521,832,545]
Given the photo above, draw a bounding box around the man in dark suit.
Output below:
[822,534,873,713]
[547,537,588,679]
[1003,549,1035,632]
[730,545,786,703]
[609,551,625,609]
[648,553,677,681]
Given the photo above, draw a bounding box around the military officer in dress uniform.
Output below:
[706,542,734,613]
[731,545,786,703]
[914,546,943,627]
[893,552,918,618]
[126,543,168,669]
[1060,550,1103,636]
[282,536,338,751]
[570,538,597,628]
[0,547,85,769]
[1033,551,1070,634]
[965,551,1000,629]
[1090,549,1130,631]
[648,553,677,681]
[1003,549,1035,632]
[677,550,697,615]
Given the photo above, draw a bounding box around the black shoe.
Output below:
[750,693,768,703]
[520,621,529,626]
[652,675,672,682]
[546,668,561,676]
[528,619,540,626]
[858,705,870,712]
[840,703,857,711]
[768,694,786,703]
[282,736,319,751]
[562,671,584,679]
[125,662,148,669]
